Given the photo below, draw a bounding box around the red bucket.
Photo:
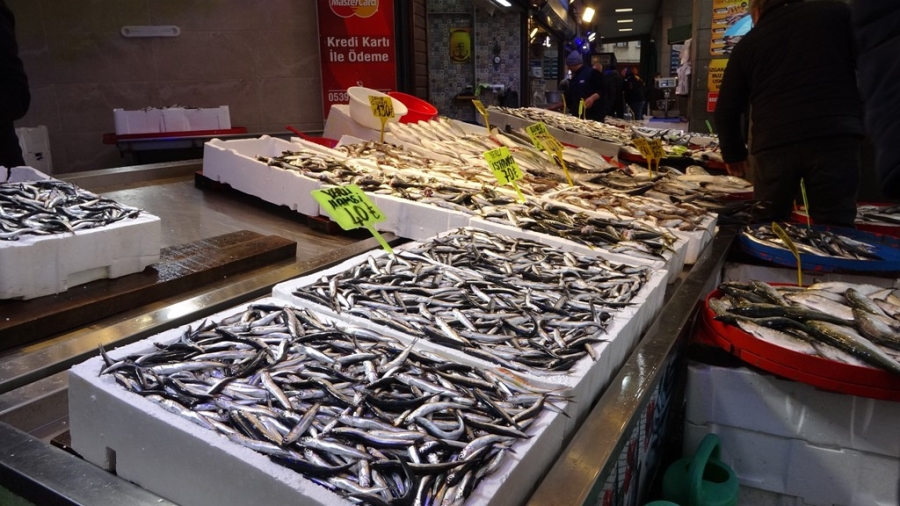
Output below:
[388,91,438,123]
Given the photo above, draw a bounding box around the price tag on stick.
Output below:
[632,137,654,174]
[771,222,803,287]
[650,139,665,174]
[800,179,811,229]
[368,96,394,143]
[312,185,393,254]
[525,122,551,149]
[579,98,585,119]
[472,100,490,134]
[484,146,526,202]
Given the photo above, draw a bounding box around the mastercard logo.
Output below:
[329,0,379,18]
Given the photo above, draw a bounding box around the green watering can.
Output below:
[660,433,739,506]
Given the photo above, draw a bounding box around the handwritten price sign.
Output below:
[312,185,393,253]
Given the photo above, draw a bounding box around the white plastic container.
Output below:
[347,86,407,130]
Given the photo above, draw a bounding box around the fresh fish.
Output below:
[806,321,900,375]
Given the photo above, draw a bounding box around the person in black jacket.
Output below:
[852,3,900,198]
[715,0,863,227]
[605,64,625,119]
[563,50,604,122]
[0,0,29,172]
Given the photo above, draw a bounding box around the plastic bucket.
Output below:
[662,433,739,506]
[387,91,438,123]
[347,86,408,130]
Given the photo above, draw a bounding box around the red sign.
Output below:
[707,92,719,112]
[317,0,397,119]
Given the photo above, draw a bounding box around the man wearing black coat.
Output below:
[0,0,30,171]
[853,2,900,199]
[715,0,863,227]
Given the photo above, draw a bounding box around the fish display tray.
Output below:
[684,361,900,506]
[792,203,900,238]
[0,167,161,300]
[737,225,900,273]
[699,288,900,401]
[68,298,566,506]
[467,216,686,284]
[202,136,321,217]
[272,230,668,435]
[478,109,622,158]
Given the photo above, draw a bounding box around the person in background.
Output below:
[715,0,862,227]
[647,73,665,118]
[0,0,30,172]
[852,3,900,198]
[624,66,645,121]
[563,50,604,121]
[592,61,612,120]
[546,78,569,113]
[604,64,625,119]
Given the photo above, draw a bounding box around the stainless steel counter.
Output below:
[0,162,738,505]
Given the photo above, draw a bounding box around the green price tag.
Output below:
[525,122,551,149]
[312,185,393,254]
[484,146,523,185]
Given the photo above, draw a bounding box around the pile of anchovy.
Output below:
[0,179,143,241]
[291,228,653,375]
[742,224,882,260]
[477,201,676,262]
[100,304,564,505]
[708,280,900,375]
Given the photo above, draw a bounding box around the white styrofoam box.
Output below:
[684,362,900,506]
[0,168,160,300]
[723,262,900,289]
[323,104,385,143]
[162,106,231,132]
[738,485,826,506]
[114,108,164,135]
[365,192,472,242]
[15,126,53,174]
[686,362,900,458]
[69,297,567,506]
[467,216,687,284]
[272,229,669,433]
[202,136,321,216]
[683,423,899,506]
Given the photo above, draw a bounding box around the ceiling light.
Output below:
[615,8,633,13]
[588,32,596,41]
[494,0,511,6]
[530,27,538,38]
[617,19,633,23]
[619,28,633,32]
[582,7,595,23]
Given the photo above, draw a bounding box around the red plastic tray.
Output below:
[702,288,900,401]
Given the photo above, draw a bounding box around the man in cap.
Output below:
[563,49,605,122]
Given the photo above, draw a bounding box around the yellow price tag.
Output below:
[650,139,665,161]
[484,146,526,202]
[525,122,551,149]
[800,179,811,229]
[312,185,393,253]
[368,96,394,143]
[771,222,803,286]
[579,98,585,119]
[632,137,653,159]
[472,99,490,133]
[534,133,573,186]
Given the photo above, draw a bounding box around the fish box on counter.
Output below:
[478,108,622,158]
[0,167,160,300]
[466,216,686,284]
[272,227,669,434]
[684,361,900,506]
[364,191,472,242]
[69,298,567,506]
[202,136,321,217]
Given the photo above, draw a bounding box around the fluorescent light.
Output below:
[494,0,511,6]
[617,19,633,23]
[582,7,595,23]
[619,28,633,32]
[588,32,596,41]
[615,8,633,13]
[530,27,538,38]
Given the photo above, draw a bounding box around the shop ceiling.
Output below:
[517,0,660,42]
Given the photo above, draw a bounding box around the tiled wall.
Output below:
[9,0,323,173]
[427,0,521,123]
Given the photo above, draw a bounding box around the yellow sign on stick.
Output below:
[312,185,393,254]
[472,99,490,133]
[771,222,803,286]
[484,146,526,202]
[368,96,394,143]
